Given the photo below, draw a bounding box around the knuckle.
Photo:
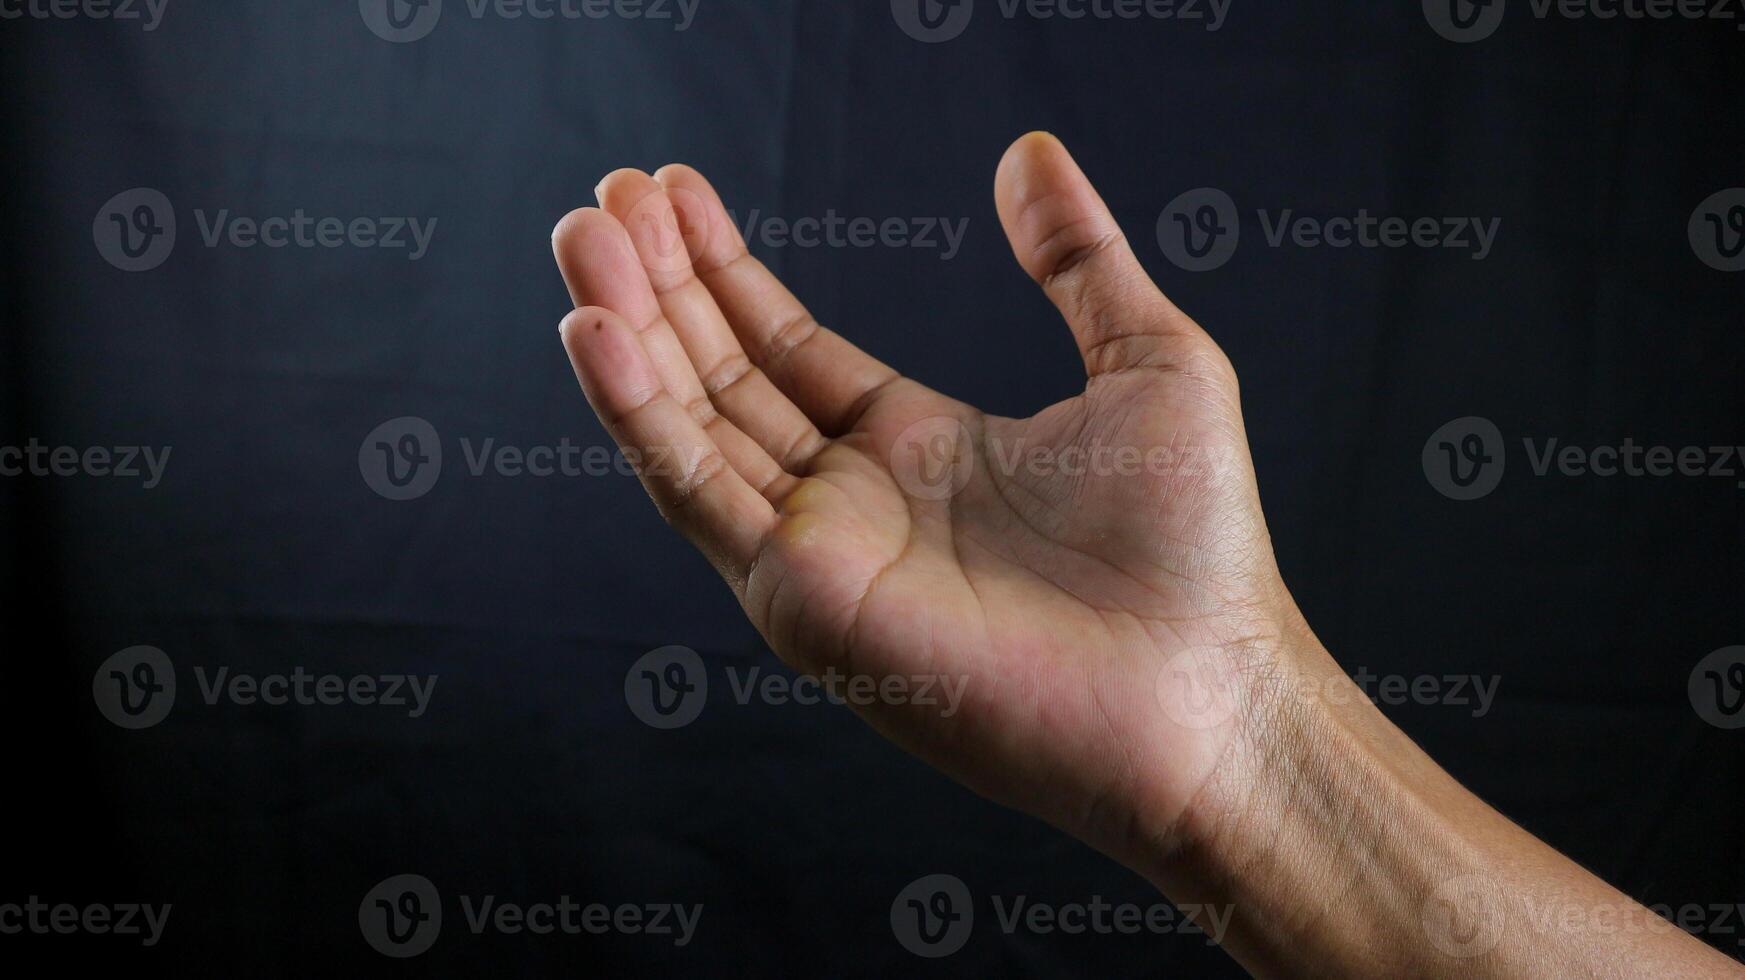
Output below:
[1040,223,1124,288]
[667,448,730,513]
[703,353,757,398]
[758,311,819,370]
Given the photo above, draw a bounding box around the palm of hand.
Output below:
[763,354,1280,845]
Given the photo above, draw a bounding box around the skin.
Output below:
[550,132,1744,978]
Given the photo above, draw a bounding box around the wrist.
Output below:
[1137,627,1367,881]
[1105,602,1743,978]
[1128,622,1478,975]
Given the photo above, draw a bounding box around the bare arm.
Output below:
[549,132,1741,978]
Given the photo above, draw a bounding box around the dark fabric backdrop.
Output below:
[3,0,1742,975]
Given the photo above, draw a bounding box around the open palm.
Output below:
[554,134,1301,863]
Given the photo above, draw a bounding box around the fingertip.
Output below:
[990,134,1195,369]
[595,167,659,212]
[1008,130,1066,160]
[993,131,1127,289]
[649,162,724,213]
[551,206,627,259]
[599,166,649,193]
[647,163,741,264]
[550,206,661,316]
[996,132,1062,186]
[552,206,602,250]
[652,162,703,187]
[552,208,623,306]
[995,130,1087,220]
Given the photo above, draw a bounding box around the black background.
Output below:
[3,0,1742,975]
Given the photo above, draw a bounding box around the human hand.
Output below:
[551,132,1320,872]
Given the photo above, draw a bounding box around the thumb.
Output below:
[994,132,1207,377]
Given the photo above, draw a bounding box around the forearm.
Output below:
[1136,632,1743,978]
